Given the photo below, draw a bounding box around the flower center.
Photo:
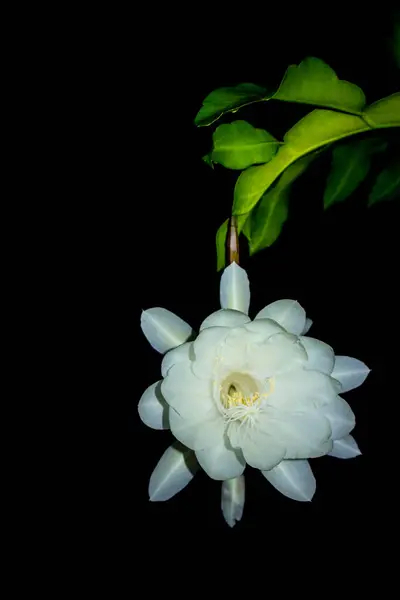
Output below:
[218,373,275,425]
[220,373,260,410]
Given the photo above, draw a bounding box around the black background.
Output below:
[112,9,399,539]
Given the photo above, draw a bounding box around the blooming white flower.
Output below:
[139,262,369,520]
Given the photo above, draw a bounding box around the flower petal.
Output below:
[195,437,245,480]
[262,459,316,501]
[241,429,285,470]
[149,442,199,501]
[161,361,213,419]
[328,435,361,459]
[248,332,307,378]
[161,342,193,377]
[302,318,313,335]
[141,307,193,354]
[271,412,333,459]
[169,407,224,451]
[270,369,338,412]
[331,356,370,393]
[255,299,306,335]
[244,318,285,340]
[220,262,250,315]
[200,309,250,331]
[324,396,356,439]
[207,328,253,377]
[221,475,245,528]
[300,336,335,374]
[138,381,169,429]
[191,326,231,379]
[193,326,230,357]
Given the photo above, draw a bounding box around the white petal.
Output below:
[200,309,250,331]
[161,342,193,377]
[300,336,335,374]
[302,318,313,335]
[169,407,224,451]
[191,326,231,379]
[221,476,245,528]
[220,262,250,314]
[270,369,338,412]
[138,381,169,429]
[248,332,307,378]
[324,396,356,439]
[328,435,361,459]
[241,428,285,470]
[141,308,193,354]
[149,442,199,501]
[244,318,285,340]
[255,299,306,335]
[209,328,251,376]
[262,459,316,501]
[161,361,213,419]
[331,356,370,393]
[272,412,333,459]
[193,326,229,358]
[195,437,245,480]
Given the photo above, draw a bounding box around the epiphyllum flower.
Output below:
[139,263,369,515]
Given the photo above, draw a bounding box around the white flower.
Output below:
[139,262,369,511]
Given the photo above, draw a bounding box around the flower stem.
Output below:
[226,216,240,266]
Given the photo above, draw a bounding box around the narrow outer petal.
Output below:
[195,438,245,480]
[328,435,361,459]
[149,442,199,501]
[221,476,245,528]
[255,300,306,335]
[331,356,370,393]
[138,381,169,429]
[220,262,250,315]
[262,459,316,501]
[141,307,193,354]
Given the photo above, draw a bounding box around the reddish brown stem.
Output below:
[226,216,239,266]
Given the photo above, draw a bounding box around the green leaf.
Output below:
[234,110,368,215]
[274,57,366,113]
[216,218,229,271]
[233,98,400,216]
[248,154,317,254]
[211,120,280,170]
[323,139,380,208]
[237,212,252,238]
[363,93,400,127]
[195,83,269,127]
[368,158,400,205]
[195,58,367,129]
[249,190,289,254]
